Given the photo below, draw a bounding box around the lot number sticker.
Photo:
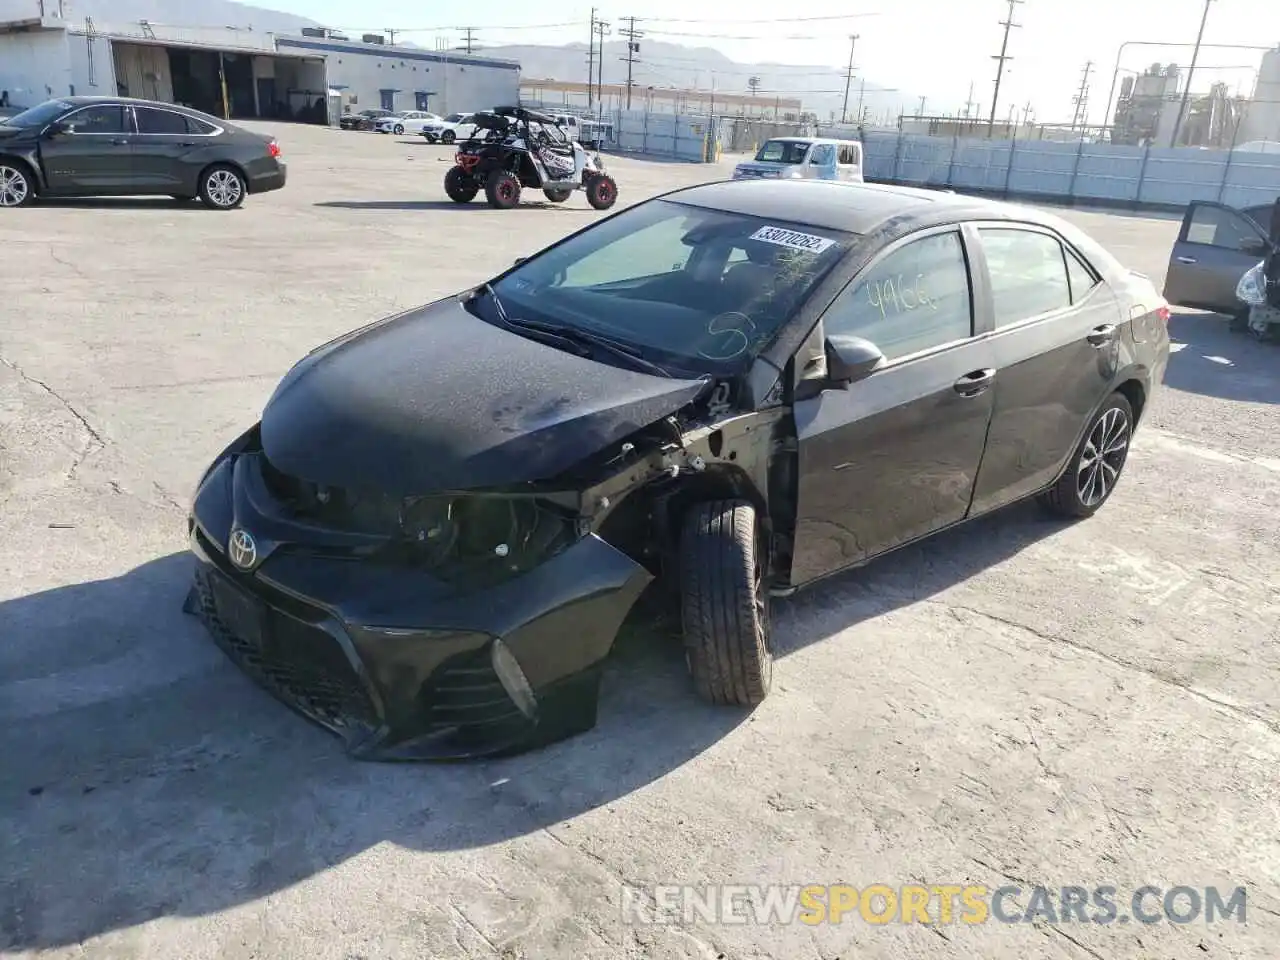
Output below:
[750,226,835,254]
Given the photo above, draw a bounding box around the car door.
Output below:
[790,226,997,585]
[38,103,136,192]
[806,143,835,180]
[966,225,1122,515]
[129,105,211,190]
[1163,201,1270,313]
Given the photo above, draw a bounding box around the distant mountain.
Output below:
[483,39,911,123]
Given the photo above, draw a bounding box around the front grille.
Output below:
[192,569,379,734]
[420,648,528,736]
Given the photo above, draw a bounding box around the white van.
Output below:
[732,137,864,183]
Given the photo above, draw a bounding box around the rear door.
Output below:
[1163,201,1270,312]
[790,226,997,585]
[967,225,1122,514]
[837,141,863,182]
[38,103,136,192]
[129,105,210,190]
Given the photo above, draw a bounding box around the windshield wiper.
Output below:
[475,284,671,377]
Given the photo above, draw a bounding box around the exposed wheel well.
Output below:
[1115,378,1146,424]
[198,160,249,193]
[0,154,39,193]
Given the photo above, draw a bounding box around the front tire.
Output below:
[394,123,405,135]
[444,166,478,203]
[442,130,457,144]
[679,500,773,707]
[0,161,35,207]
[1038,392,1134,518]
[198,164,246,210]
[484,170,521,209]
[585,173,618,210]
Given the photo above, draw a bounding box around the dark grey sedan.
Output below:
[187,179,1170,760]
[0,96,286,209]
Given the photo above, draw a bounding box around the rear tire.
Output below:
[585,173,618,210]
[484,170,521,209]
[679,500,773,707]
[198,164,246,210]
[0,160,35,207]
[444,166,478,203]
[1038,392,1134,519]
[1229,310,1250,333]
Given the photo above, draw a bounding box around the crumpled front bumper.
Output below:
[185,454,653,760]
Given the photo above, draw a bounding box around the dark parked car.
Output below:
[0,96,286,210]
[185,180,1170,760]
[1163,200,1278,326]
[340,108,393,131]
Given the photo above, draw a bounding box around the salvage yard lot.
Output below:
[2,122,1278,959]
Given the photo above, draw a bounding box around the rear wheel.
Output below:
[585,173,617,210]
[198,165,246,210]
[444,166,478,203]
[679,500,773,707]
[542,187,572,203]
[442,130,457,144]
[484,170,521,209]
[1229,309,1250,333]
[1038,392,1134,518]
[0,161,35,207]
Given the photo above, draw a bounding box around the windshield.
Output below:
[446,113,465,123]
[489,198,851,375]
[2,99,73,129]
[754,140,811,164]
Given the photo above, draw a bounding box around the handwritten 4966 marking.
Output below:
[867,273,938,319]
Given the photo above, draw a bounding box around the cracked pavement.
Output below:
[1,124,1278,959]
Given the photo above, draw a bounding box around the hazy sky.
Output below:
[256,0,1275,123]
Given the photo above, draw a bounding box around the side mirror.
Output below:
[1240,236,1270,256]
[45,121,68,138]
[825,334,884,385]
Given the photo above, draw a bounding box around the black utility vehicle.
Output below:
[443,106,617,210]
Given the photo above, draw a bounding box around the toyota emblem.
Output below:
[228,528,258,570]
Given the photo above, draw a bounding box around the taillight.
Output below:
[268,141,281,158]
[1155,304,1170,324]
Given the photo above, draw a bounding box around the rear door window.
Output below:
[134,106,188,134]
[979,228,1072,326]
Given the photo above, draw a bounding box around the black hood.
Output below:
[259,298,708,496]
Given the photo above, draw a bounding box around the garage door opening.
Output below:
[111,42,328,124]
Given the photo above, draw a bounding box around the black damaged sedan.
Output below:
[187,180,1170,759]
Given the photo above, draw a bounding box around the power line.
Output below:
[641,13,882,24]
[620,16,644,109]
[988,0,1023,136]
[586,8,597,109]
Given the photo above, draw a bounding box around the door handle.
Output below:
[1176,256,1197,264]
[177,142,195,147]
[110,138,130,145]
[953,369,995,397]
[1086,324,1118,347]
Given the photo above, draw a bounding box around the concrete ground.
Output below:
[2,122,1278,960]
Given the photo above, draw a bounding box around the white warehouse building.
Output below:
[0,3,520,124]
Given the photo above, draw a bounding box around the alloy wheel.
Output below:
[206,170,243,208]
[0,165,30,206]
[1076,406,1129,507]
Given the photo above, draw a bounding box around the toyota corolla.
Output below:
[186,180,1169,760]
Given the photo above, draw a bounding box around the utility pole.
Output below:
[963,80,977,118]
[840,34,859,125]
[587,9,597,109]
[1070,60,1093,130]
[1169,0,1215,147]
[856,77,867,123]
[386,28,398,45]
[1021,100,1034,126]
[620,16,644,110]
[988,0,1024,136]
[593,17,611,112]
[459,27,478,55]
[917,95,927,117]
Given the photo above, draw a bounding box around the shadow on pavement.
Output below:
[34,197,205,210]
[0,498,1061,950]
[1165,311,1280,405]
[314,200,579,212]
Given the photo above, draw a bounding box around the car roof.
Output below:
[665,179,997,234]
